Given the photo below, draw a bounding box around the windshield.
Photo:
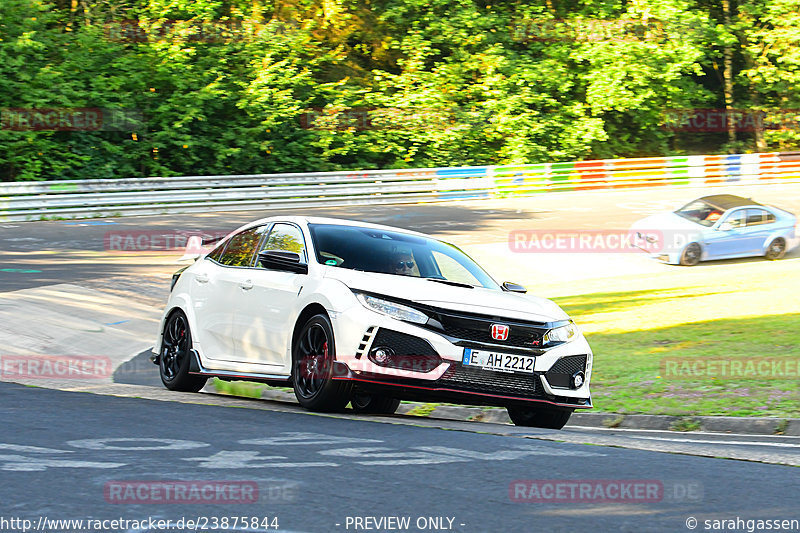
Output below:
[675,200,724,227]
[308,224,501,290]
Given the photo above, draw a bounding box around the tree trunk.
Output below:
[722,0,736,151]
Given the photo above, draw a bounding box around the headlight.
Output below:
[543,321,578,344]
[356,293,428,324]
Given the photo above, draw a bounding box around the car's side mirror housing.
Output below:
[257,250,308,274]
[502,281,527,293]
[718,222,734,232]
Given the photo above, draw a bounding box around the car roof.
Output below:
[241,215,430,238]
[699,194,763,210]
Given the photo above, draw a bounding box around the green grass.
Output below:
[405,403,439,417]
[211,377,268,399]
[577,313,799,417]
[534,258,800,418]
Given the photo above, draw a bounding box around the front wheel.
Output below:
[292,314,353,412]
[351,393,401,415]
[765,238,786,260]
[159,310,207,392]
[507,405,573,429]
[679,242,702,266]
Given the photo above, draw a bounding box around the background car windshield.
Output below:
[675,200,724,227]
[308,224,501,290]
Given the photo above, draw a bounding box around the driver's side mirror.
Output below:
[502,281,527,293]
[257,250,308,274]
[718,222,734,232]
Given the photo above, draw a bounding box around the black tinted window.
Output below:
[308,223,500,289]
[217,226,267,267]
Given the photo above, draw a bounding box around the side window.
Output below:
[217,226,268,267]
[724,210,746,228]
[746,209,772,226]
[260,223,306,259]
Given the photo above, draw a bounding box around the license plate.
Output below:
[462,348,535,374]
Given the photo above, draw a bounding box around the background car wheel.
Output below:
[292,314,353,412]
[350,393,401,415]
[679,242,702,266]
[159,310,207,392]
[765,238,786,260]
[506,405,573,429]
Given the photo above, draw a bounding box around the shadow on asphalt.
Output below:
[112,349,163,387]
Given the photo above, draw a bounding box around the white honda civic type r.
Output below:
[152,216,593,429]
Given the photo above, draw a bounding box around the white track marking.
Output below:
[239,432,382,446]
[182,450,339,469]
[67,438,209,451]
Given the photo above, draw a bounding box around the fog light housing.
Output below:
[369,346,394,366]
[571,371,585,389]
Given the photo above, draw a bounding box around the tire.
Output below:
[292,314,353,412]
[765,238,786,260]
[507,405,573,429]
[679,242,702,266]
[350,393,401,415]
[159,310,207,392]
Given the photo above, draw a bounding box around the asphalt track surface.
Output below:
[1,184,800,532]
[1,381,798,533]
[3,183,800,291]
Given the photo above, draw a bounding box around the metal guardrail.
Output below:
[2,152,799,221]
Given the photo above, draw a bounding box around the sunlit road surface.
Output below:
[1,182,799,292]
[0,381,797,533]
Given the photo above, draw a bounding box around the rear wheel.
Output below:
[292,314,353,412]
[350,393,401,415]
[159,310,207,392]
[765,238,786,260]
[507,405,573,429]
[679,242,702,266]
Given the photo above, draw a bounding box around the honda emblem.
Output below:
[490,324,510,341]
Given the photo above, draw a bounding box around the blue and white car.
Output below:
[632,194,797,265]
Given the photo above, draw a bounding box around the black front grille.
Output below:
[545,355,587,388]
[370,328,441,372]
[372,328,437,356]
[437,363,539,398]
[427,310,546,349]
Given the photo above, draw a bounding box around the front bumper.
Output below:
[330,300,593,409]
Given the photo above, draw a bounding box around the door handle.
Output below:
[240,280,253,290]
[196,274,209,284]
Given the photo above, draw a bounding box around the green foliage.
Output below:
[1,0,798,181]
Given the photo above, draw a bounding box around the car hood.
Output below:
[632,212,707,251]
[324,268,568,323]
[633,211,706,232]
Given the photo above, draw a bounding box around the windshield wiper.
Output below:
[426,278,475,289]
